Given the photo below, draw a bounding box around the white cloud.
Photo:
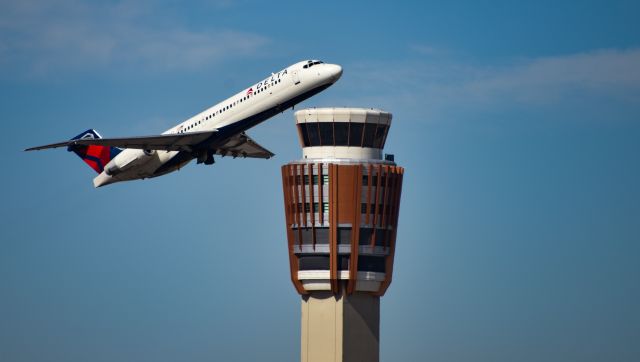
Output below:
[331,48,640,120]
[0,0,268,76]
[462,49,640,103]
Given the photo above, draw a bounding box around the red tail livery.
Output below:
[67,130,122,173]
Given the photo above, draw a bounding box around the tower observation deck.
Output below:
[280,108,404,362]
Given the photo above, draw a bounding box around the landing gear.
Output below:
[196,150,215,165]
[204,151,215,165]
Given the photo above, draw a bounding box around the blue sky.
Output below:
[1,1,639,361]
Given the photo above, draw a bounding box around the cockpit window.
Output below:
[303,60,324,69]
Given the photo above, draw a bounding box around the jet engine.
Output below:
[104,149,155,176]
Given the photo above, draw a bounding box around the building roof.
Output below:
[294,107,392,125]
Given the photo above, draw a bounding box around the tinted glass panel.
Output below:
[298,255,329,270]
[316,228,329,244]
[349,123,364,146]
[363,123,377,147]
[298,124,310,146]
[307,123,320,146]
[359,228,373,245]
[375,229,387,246]
[293,227,300,244]
[338,256,350,270]
[357,256,386,273]
[300,228,314,244]
[318,122,334,146]
[334,122,349,145]
[380,125,390,148]
[373,125,388,148]
[338,227,352,244]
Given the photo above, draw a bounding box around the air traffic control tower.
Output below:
[281,108,404,362]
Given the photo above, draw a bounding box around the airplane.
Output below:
[26,60,342,187]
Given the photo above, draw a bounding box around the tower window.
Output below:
[318,122,334,146]
[348,122,364,147]
[306,123,320,146]
[334,122,349,146]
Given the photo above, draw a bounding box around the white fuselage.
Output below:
[94,60,342,187]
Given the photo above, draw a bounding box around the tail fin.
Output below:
[67,129,122,174]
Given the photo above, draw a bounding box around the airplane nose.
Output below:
[329,64,343,82]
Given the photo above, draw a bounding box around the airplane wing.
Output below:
[25,131,216,152]
[25,130,274,159]
[216,132,275,159]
